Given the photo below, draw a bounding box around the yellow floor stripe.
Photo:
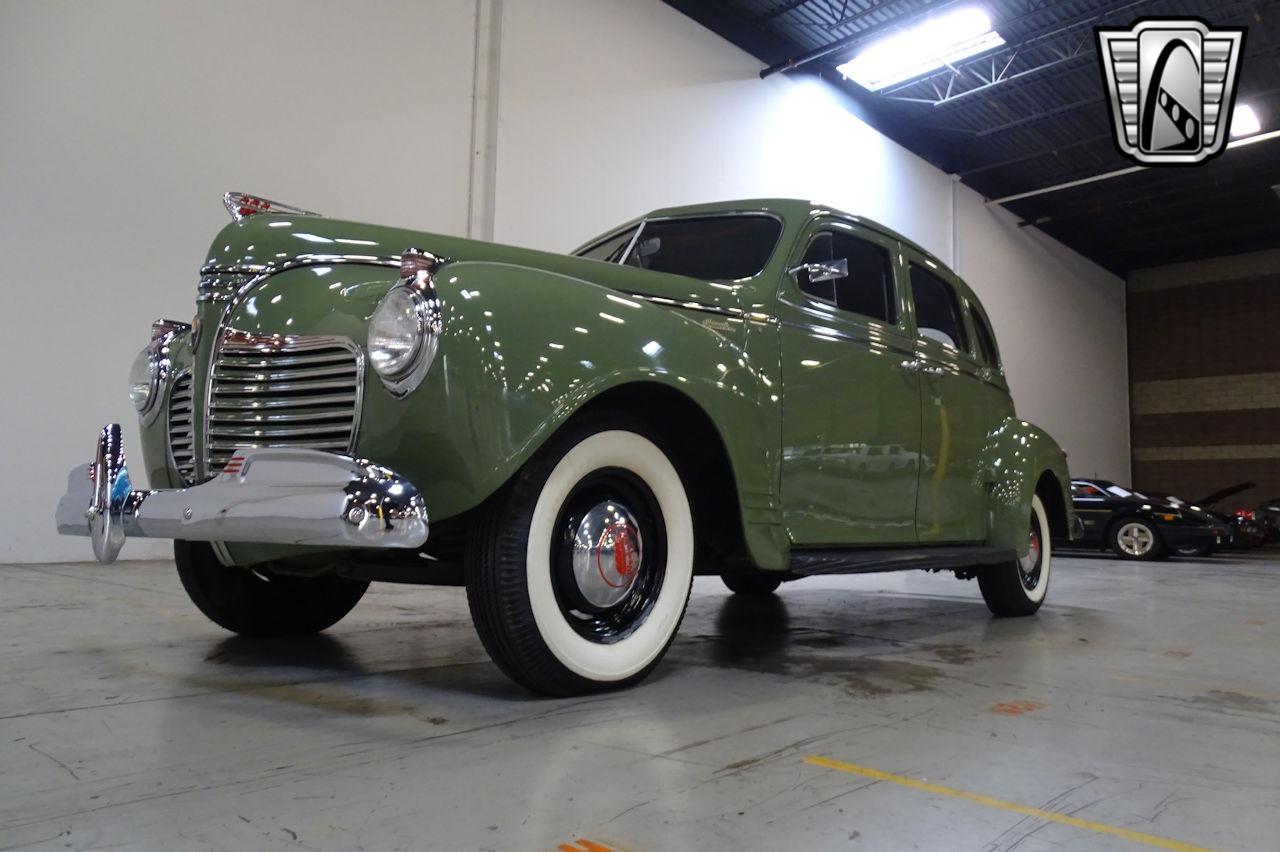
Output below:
[804,755,1211,852]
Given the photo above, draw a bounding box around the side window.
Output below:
[797,231,896,324]
[970,306,1000,366]
[577,228,636,262]
[798,234,837,305]
[910,264,969,352]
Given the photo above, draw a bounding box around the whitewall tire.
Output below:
[465,415,694,695]
[979,494,1051,617]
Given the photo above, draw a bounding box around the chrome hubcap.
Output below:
[1018,522,1043,590]
[1020,529,1041,575]
[1117,522,1154,556]
[571,501,644,609]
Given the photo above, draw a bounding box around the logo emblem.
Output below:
[1096,18,1246,165]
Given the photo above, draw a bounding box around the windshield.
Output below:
[577,215,783,281]
[1105,484,1148,499]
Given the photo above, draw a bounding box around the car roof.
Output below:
[644,198,952,275]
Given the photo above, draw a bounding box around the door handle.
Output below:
[901,359,945,376]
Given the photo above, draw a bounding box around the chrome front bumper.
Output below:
[55,424,429,564]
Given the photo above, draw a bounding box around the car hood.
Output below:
[203,215,749,314]
[1194,481,1256,507]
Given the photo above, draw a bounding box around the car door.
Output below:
[904,256,990,543]
[1071,480,1112,547]
[778,218,922,545]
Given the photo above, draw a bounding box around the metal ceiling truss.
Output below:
[881,30,1091,105]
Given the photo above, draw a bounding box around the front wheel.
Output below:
[175,540,369,636]
[1110,518,1164,560]
[979,494,1051,617]
[465,416,695,696]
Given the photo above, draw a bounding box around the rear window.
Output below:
[910,264,969,352]
[971,307,1000,366]
[622,215,782,280]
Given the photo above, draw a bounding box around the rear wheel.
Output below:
[1110,518,1164,560]
[175,540,368,636]
[979,495,1051,617]
[465,415,695,696]
[721,572,783,596]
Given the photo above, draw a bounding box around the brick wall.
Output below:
[1128,249,1280,510]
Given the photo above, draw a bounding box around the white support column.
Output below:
[467,0,502,241]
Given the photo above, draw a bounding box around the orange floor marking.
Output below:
[989,699,1048,715]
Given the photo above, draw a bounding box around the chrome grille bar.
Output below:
[168,372,197,484]
[203,330,363,475]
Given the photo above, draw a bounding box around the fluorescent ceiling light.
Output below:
[836,7,1005,92]
[1231,104,1261,138]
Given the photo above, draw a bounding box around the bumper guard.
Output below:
[55,424,429,564]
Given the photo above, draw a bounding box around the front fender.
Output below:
[360,261,787,569]
[979,418,1074,557]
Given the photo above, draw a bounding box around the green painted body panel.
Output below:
[775,217,922,545]
[138,198,1074,573]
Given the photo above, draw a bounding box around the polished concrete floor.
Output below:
[2,552,1279,851]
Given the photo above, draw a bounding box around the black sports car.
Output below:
[1068,479,1219,560]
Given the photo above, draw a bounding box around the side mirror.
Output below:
[790,257,847,284]
[634,237,661,259]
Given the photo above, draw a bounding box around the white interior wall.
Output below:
[0,0,1127,563]
[496,0,1129,484]
[0,0,478,562]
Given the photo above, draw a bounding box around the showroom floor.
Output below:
[2,553,1278,851]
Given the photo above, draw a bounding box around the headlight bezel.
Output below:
[368,249,446,397]
[131,319,191,425]
[129,347,161,415]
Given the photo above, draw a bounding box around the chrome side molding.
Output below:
[56,424,429,564]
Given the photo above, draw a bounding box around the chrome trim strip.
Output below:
[622,291,778,328]
[198,254,404,302]
[57,424,428,564]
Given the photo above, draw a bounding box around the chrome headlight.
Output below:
[368,249,445,396]
[130,319,189,421]
[128,347,159,412]
[369,287,426,377]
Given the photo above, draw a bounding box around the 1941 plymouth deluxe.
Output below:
[57,193,1077,695]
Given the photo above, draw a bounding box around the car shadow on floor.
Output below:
[176,587,1051,710]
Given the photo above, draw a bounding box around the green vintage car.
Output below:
[57,193,1076,695]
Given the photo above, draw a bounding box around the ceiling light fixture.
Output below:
[835,7,1005,92]
[1231,104,1261,138]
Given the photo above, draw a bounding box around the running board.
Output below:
[789,546,1015,577]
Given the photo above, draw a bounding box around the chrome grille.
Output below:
[168,372,196,484]
[206,330,363,474]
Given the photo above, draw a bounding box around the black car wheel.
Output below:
[175,540,369,636]
[1109,518,1164,560]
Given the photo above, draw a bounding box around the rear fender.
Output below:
[979,418,1074,557]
